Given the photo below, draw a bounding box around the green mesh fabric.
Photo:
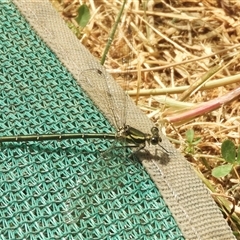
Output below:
[0,2,184,239]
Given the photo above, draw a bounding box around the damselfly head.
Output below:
[150,127,162,145]
[149,127,169,154]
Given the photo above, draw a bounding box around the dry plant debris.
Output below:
[49,0,240,236]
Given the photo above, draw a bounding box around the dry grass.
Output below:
[50,0,240,236]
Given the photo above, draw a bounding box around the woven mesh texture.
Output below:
[0,2,184,239]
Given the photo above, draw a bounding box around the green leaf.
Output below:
[186,129,194,143]
[192,137,201,145]
[212,164,233,178]
[237,146,240,164]
[221,140,236,163]
[75,4,90,28]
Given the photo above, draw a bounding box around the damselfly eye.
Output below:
[151,137,160,145]
[151,127,159,135]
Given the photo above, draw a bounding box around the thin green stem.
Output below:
[100,0,126,65]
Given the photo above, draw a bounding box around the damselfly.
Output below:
[0,69,167,154]
[0,124,162,151]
